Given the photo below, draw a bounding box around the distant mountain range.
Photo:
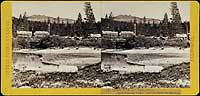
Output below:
[27,15,75,24]
[14,14,162,24]
[113,15,162,24]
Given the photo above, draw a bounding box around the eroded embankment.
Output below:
[13,52,79,72]
[101,52,164,73]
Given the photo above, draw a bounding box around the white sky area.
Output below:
[12,1,190,21]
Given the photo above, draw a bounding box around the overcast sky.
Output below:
[12,1,190,21]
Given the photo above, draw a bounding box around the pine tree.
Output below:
[20,11,29,31]
[105,14,108,19]
[62,20,64,24]
[74,13,83,36]
[170,2,184,35]
[147,20,150,25]
[133,16,137,24]
[143,16,146,24]
[84,2,96,23]
[143,16,147,35]
[161,13,169,37]
[18,14,23,29]
[76,12,83,24]
[109,12,113,19]
[47,17,51,24]
[66,20,69,26]
[23,11,27,20]
[19,14,22,19]
[57,16,60,24]
[163,13,168,24]
[171,2,181,23]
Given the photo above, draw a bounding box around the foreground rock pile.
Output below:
[12,62,190,88]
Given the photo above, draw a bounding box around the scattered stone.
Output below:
[102,86,113,89]
[159,80,176,84]
[176,79,190,87]
[19,86,31,88]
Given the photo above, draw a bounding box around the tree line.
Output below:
[12,13,189,38]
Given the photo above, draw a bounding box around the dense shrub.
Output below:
[39,36,61,48]
[13,35,189,49]
[101,38,116,49]
[39,36,101,49]
[102,35,164,49]
[164,38,189,47]
[80,38,101,47]
[14,37,31,49]
[60,38,76,48]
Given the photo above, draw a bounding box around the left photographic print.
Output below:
[12,1,102,88]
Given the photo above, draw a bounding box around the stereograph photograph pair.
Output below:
[1,0,199,95]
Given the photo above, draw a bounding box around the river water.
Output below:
[13,47,190,73]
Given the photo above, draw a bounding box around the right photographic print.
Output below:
[101,1,190,88]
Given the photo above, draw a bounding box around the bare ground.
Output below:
[12,62,190,88]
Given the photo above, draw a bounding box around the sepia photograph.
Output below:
[12,1,190,88]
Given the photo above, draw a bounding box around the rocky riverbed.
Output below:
[12,62,190,88]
